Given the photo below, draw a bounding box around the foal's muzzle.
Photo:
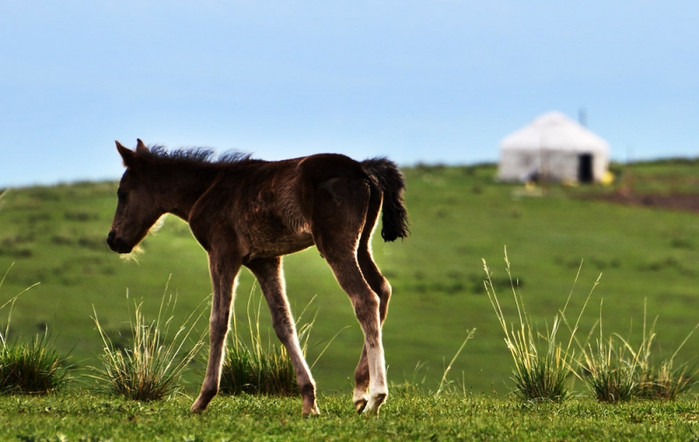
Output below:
[106,231,133,254]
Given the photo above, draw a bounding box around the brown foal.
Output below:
[107,139,408,415]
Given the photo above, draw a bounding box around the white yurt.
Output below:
[497,111,610,183]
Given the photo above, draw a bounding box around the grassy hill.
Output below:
[0,160,697,395]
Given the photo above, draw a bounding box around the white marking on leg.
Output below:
[363,333,388,414]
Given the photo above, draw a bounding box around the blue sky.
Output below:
[1,1,698,187]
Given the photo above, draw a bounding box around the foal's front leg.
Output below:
[247,257,320,416]
[191,255,241,413]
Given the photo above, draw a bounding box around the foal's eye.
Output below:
[117,190,127,202]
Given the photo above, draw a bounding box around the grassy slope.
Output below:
[0,161,697,395]
[1,392,697,441]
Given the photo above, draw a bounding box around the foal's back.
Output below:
[190,153,372,262]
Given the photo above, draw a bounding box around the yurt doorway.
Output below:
[578,153,594,183]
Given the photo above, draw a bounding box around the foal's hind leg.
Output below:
[350,186,392,412]
[310,173,387,414]
[247,257,320,416]
[352,243,392,412]
[320,246,388,415]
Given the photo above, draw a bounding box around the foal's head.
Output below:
[106,139,165,254]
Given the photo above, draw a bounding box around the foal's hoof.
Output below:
[190,397,210,414]
[302,403,320,417]
[302,404,321,417]
[362,393,387,415]
[354,398,368,414]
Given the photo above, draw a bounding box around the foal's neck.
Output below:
[158,164,221,220]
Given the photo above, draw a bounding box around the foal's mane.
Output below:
[139,145,257,167]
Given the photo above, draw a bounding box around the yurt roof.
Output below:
[500,111,609,153]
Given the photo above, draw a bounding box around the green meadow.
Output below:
[2,393,697,441]
[0,159,697,396]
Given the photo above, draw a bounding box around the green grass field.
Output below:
[0,160,697,397]
[2,391,697,440]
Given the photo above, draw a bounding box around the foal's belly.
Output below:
[244,231,315,261]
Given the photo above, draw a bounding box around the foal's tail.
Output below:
[361,158,409,242]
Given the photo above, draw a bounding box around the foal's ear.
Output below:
[115,140,136,167]
[136,138,149,153]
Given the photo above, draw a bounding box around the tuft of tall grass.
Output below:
[220,333,297,396]
[0,333,68,394]
[483,248,599,402]
[1,265,67,394]
[630,304,698,400]
[635,359,697,400]
[577,299,699,402]
[577,316,637,402]
[220,289,338,397]
[91,278,205,401]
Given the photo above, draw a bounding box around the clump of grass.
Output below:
[220,289,336,396]
[631,306,698,400]
[578,299,698,402]
[577,314,637,402]
[0,333,68,394]
[483,248,598,402]
[635,359,697,400]
[0,265,67,394]
[220,331,297,396]
[92,278,205,401]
